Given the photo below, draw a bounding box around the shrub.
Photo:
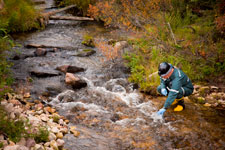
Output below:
[0,0,40,32]
[0,106,28,142]
[33,127,49,143]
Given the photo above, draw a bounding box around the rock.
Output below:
[45,107,56,114]
[4,145,29,150]
[56,132,63,139]
[67,66,85,73]
[9,99,21,105]
[65,73,78,85]
[204,103,211,107]
[45,147,54,150]
[218,100,225,105]
[34,144,44,150]
[3,145,18,150]
[34,48,47,56]
[114,41,128,51]
[50,140,58,150]
[16,138,26,146]
[48,133,57,141]
[59,127,68,134]
[25,138,36,149]
[65,73,87,89]
[0,135,4,140]
[5,103,14,113]
[0,140,8,147]
[44,142,50,147]
[40,114,48,122]
[48,132,56,141]
[55,65,68,73]
[81,37,95,47]
[17,146,29,150]
[70,126,80,137]
[197,97,205,104]
[10,112,15,119]
[75,49,96,57]
[51,127,59,134]
[45,83,63,97]
[30,68,60,78]
[58,119,64,125]
[56,65,85,73]
[56,139,64,147]
[23,93,31,98]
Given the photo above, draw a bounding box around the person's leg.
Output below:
[174,87,186,111]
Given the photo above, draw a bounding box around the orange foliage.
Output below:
[88,0,166,30]
[95,40,121,62]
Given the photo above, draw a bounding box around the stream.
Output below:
[9,1,225,150]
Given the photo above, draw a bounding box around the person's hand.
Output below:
[161,88,167,96]
[157,108,166,116]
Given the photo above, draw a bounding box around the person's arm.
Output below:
[163,77,182,109]
[160,77,166,89]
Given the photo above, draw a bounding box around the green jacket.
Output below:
[160,67,193,109]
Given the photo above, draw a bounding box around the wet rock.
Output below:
[65,73,87,89]
[55,65,68,73]
[67,66,85,73]
[81,37,95,47]
[11,54,34,60]
[75,49,96,57]
[45,83,63,97]
[30,68,60,78]
[34,48,47,56]
[56,65,85,73]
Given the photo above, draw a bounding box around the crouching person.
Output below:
[157,62,194,117]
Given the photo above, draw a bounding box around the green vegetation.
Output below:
[82,34,95,47]
[0,0,40,99]
[55,0,97,16]
[0,106,28,142]
[34,127,49,143]
[0,106,49,143]
[0,0,47,144]
[119,0,224,92]
[0,0,40,33]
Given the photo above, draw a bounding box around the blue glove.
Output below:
[161,88,167,96]
[157,108,166,116]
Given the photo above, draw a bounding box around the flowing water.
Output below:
[10,1,225,150]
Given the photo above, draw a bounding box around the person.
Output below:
[156,62,194,117]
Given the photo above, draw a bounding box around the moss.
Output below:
[82,34,95,47]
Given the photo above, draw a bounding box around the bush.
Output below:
[0,106,28,142]
[0,0,40,32]
[33,127,49,143]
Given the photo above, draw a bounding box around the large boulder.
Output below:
[65,73,87,89]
